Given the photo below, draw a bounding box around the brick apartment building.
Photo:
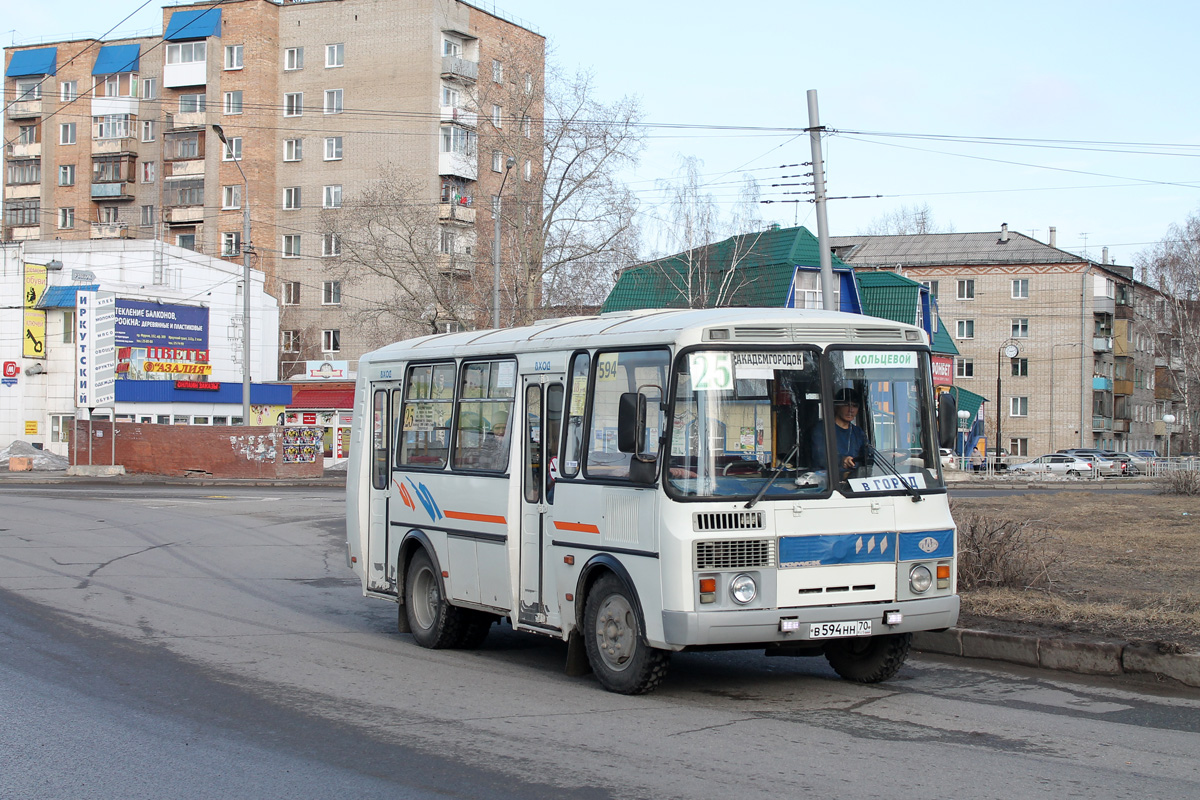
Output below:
[4,0,544,377]
[832,226,1183,457]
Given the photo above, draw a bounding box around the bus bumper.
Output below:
[660,595,959,648]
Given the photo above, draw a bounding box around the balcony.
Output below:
[438,202,476,224]
[1092,415,1112,431]
[5,183,39,199]
[91,96,139,117]
[164,61,207,89]
[172,112,207,128]
[90,222,131,239]
[92,137,137,155]
[91,182,135,200]
[441,55,477,81]
[439,150,478,181]
[440,105,478,127]
[5,142,40,158]
[1092,376,1113,391]
[1093,296,1114,314]
[1092,336,1113,352]
[7,99,42,119]
[1113,419,1130,433]
[1113,379,1134,396]
[164,206,204,224]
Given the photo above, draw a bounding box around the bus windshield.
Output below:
[666,348,943,500]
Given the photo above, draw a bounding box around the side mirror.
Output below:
[617,392,646,454]
[937,393,958,449]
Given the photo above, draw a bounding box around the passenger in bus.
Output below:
[811,388,867,480]
[478,416,510,470]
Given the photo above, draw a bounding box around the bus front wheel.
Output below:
[824,632,912,683]
[583,574,670,694]
[404,549,466,649]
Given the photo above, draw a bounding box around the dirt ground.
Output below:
[950,488,1200,652]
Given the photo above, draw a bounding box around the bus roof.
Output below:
[359,307,925,366]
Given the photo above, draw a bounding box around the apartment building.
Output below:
[4,0,544,377]
[832,226,1174,457]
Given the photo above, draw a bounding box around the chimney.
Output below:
[999,223,1009,243]
[1049,226,1056,248]
[1102,246,1109,265]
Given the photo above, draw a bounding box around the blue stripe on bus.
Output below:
[898,529,955,560]
[778,533,897,566]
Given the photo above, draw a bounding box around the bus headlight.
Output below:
[730,574,757,604]
[909,564,933,594]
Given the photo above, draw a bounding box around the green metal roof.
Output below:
[930,317,959,356]
[854,270,957,356]
[603,225,850,313]
[946,385,988,423]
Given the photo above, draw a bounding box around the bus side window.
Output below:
[561,352,589,478]
[585,348,669,480]
[371,389,388,489]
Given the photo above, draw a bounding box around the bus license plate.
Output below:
[810,620,872,639]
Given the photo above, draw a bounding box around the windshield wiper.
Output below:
[864,443,923,503]
[745,444,799,509]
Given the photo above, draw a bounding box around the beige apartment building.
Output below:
[4,0,544,377]
[833,226,1178,458]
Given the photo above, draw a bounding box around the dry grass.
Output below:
[952,489,1200,651]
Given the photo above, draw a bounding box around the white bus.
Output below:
[346,308,960,694]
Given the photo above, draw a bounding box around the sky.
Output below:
[10,0,1200,266]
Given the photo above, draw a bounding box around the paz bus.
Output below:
[345,307,960,694]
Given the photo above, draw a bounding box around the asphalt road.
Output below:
[2,485,1198,799]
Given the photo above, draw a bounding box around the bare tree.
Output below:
[1135,211,1200,452]
[860,203,954,235]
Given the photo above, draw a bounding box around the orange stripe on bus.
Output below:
[554,521,600,534]
[443,510,507,525]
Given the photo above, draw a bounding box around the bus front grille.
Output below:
[695,538,776,570]
[693,511,765,532]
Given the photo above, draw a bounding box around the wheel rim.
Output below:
[411,564,439,631]
[594,593,637,672]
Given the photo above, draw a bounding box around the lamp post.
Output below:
[212,125,251,425]
[1049,341,1083,453]
[1163,413,1177,463]
[996,340,1019,464]
[492,156,516,329]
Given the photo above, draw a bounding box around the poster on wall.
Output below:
[23,264,47,359]
[115,300,209,349]
[282,427,322,463]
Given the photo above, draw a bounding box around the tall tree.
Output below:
[860,203,953,235]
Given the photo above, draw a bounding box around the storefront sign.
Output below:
[24,420,38,435]
[23,264,47,359]
[306,360,348,379]
[115,299,209,349]
[2,361,18,388]
[931,356,954,386]
[76,291,116,409]
[175,380,220,391]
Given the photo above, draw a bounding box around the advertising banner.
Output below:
[931,356,954,386]
[115,299,209,349]
[76,291,116,409]
[22,264,47,359]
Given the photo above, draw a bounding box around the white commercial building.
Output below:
[1,239,280,456]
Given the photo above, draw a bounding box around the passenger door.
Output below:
[366,381,402,592]
[517,374,565,629]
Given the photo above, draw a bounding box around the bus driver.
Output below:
[812,388,867,480]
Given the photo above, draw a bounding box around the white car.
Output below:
[939,448,957,469]
[1009,454,1096,477]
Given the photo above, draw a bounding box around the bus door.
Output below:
[518,373,565,629]
[366,380,402,593]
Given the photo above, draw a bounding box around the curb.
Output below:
[913,628,1200,688]
[0,471,347,488]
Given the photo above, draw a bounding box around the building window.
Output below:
[141,120,155,142]
[93,114,133,140]
[222,137,242,161]
[921,279,939,299]
[17,125,38,145]
[281,330,300,351]
[522,115,531,137]
[165,179,203,207]
[441,84,459,107]
[282,281,300,305]
[1009,438,1029,457]
[442,38,461,57]
[284,92,303,116]
[223,90,243,115]
[1012,278,1029,299]
[322,233,341,257]
[58,122,75,145]
[15,79,41,101]
[323,185,342,208]
[525,72,533,94]
[324,137,342,160]
[59,165,75,186]
[6,159,40,185]
[140,78,156,99]
[283,186,301,210]
[282,234,301,258]
[492,104,502,127]
[179,93,206,113]
[440,126,475,155]
[1011,357,1028,377]
[166,41,206,65]
[284,138,302,161]
[177,234,196,250]
[92,155,131,183]
[60,80,77,102]
[956,319,974,339]
[322,280,341,304]
[323,88,343,114]
[325,43,344,68]
[492,150,503,172]
[51,414,75,443]
[222,231,241,256]
[140,205,154,227]
[222,185,242,209]
[1009,396,1028,417]
[492,59,502,83]
[438,321,462,334]
[62,312,75,343]
[957,279,975,300]
[284,46,304,70]
[322,329,340,352]
[439,229,455,255]
[523,159,532,181]
[224,44,243,70]
[141,161,155,183]
[955,357,974,378]
[1011,318,1029,338]
[58,208,75,229]
[3,199,39,227]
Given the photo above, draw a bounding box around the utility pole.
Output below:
[807,90,836,311]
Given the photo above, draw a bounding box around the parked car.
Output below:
[1134,449,1159,461]
[1056,449,1120,476]
[1105,452,1143,475]
[940,448,957,469]
[1010,454,1096,476]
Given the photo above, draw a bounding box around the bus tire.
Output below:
[404,549,465,649]
[824,632,911,683]
[583,574,669,694]
[456,610,495,649]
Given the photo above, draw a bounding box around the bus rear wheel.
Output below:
[824,632,911,683]
[583,574,669,694]
[404,549,466,649]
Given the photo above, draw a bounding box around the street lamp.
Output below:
[957,408,971,467]
[1163,413,1177,462]
[996,341,1019,463]
[492,156,516,329]
[212,125,252,426]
